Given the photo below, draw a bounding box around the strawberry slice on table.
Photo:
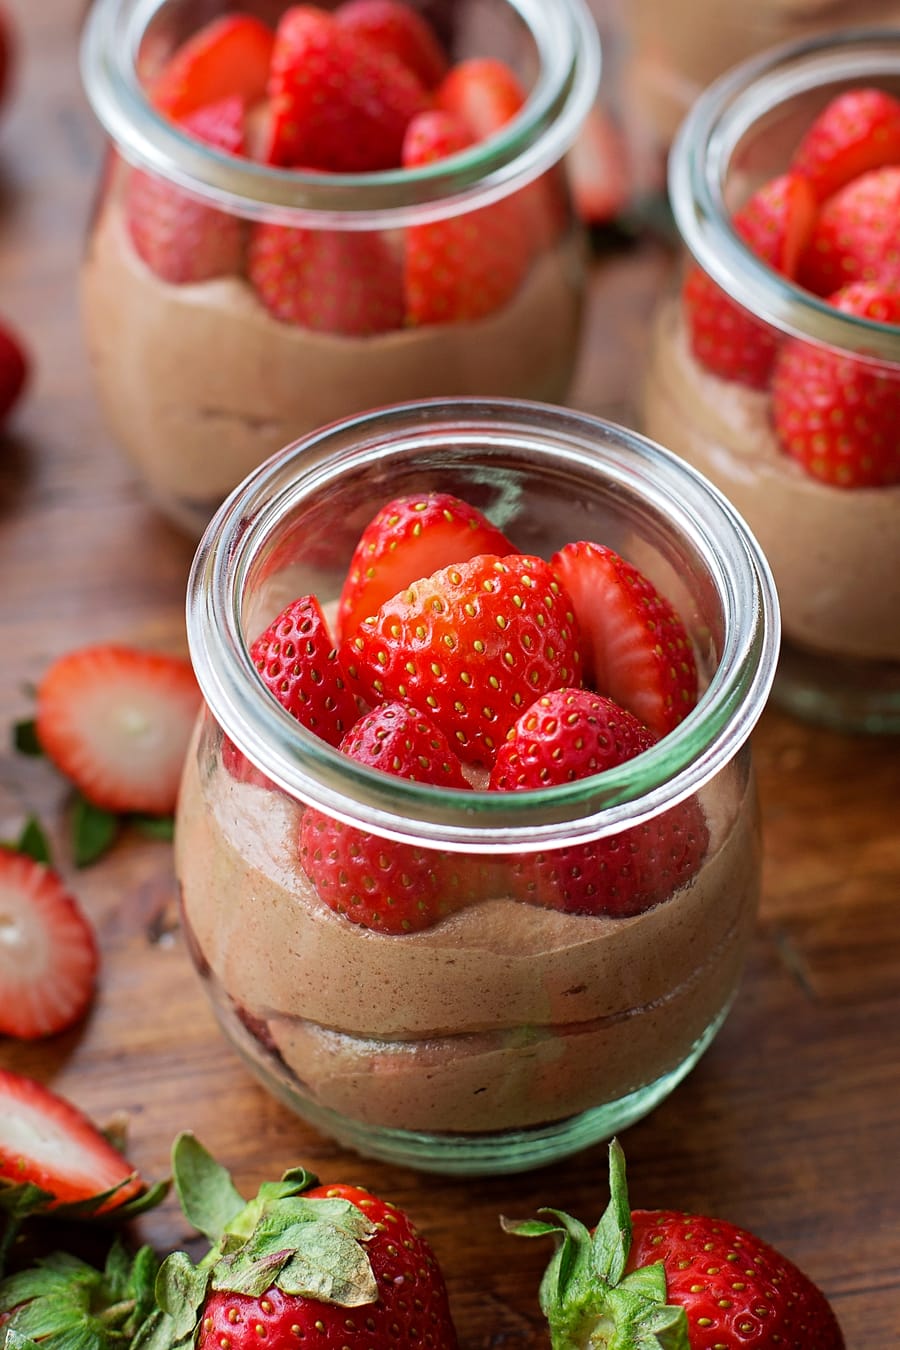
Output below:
[247,219,405,334]
[791,86,900,203]
[772,280,900,488]
[343,553,584,768]
[263,5,428,171]
[797,165,900,297]
[551,541,698,737]
[336,491,515,641]
[682,171,818,388]
[402,108,532,324]
[492,690,708,918]
[151,13,275,120]
[125,95,246,284]
[0,317,28,423]
[299,701,472,934]
[566,103,631,226]
[0,1070,144,1211]
[504,1138,845,1350]
[35,644,201,817]
[335,0,448,89]
[0,852,97,1040]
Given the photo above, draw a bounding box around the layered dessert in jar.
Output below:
[80,0,599,536]
[643,33,900,732]
[175,401,779,1174]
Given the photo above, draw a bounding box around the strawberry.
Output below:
[0,1070,144,1211]
[566,104,631,226]
[798,165,900,296]
[343,553,584,767]
[247,220,404,334]
[504,1138,845,1350]
[35,644,201,816]
[263,5,428,171]
[336,490,515,641]
[492,691,708,918]
[0,852,97,1040]
[0,317,28,423]
[152,1133,459,1348]
[771,280,900,488]
[403,109,532,323]
[682,171,817,387]
[125,96,246,284]
[0,5,14,113]
[299,700,470,934]
[151,13,275,120]
[791,87,900,203]
[335,0,448,89]
[551,541,698,737]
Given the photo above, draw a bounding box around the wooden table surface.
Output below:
[2,3,898,1345]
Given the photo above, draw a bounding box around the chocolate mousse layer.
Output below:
[643,300,900,665]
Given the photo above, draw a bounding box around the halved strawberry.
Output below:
[772,280,900,488]
[566,104,631,226]
[125,95,246,284]
[791,87,900,203]
[551,541,698,737]
[493,690,709,918]
[798,165,900,297]
[0,1069,142,1210]
[343,554,583,767]
[336,491,515,641]
[263,5,428,171]
[35,645,201,816]
[335,0,447,89]
[682,171,818,388]
[299,701,470,933]
[0,316,28,423]
[0,852,97,1040]
[247,221,405,335]
[402,109,531,324]
[151,13,275,120]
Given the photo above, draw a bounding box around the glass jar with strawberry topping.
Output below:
[79,0,599,538]
[175,397,779,1174]
[642,31,900,733]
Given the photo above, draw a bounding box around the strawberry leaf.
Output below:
[71,796,119,868]
[12,720,42,757]
[14,817,52,865]
[156,1250,212,1338]
[171,1133,245,1243]
[131,815,175,842]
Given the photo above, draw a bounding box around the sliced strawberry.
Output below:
[299,702,469,934]
[247,220,405,335]
[771,280,900,488]
[263,5,428,171]
[151,13,275,120]
[493,690,709,917]
[798,165,900,297]
[343,554,584,767]
[402,109,531,324]
[247,594,362,743]
[682,171,818,388]
[336,491,515,641]
[0,853,97,1040]
[551,541,698,737]
[791,87,900,203]
[335,0,447,89]
[125,95,246,284]
[566,104,631,226]
[0,317,28,423]
[0,1069,142,1209]
[36,645,201,816]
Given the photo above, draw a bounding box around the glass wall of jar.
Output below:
[177,399,779,1175]
[79,0,600,537]
[643,31,900,733]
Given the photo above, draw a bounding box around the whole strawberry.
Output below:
[140,1133,458,1350]
[504,1139,845,1349]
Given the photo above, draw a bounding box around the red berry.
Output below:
[151,14,275,120]
[335,0,448,89]
[791,86,900,203]
[0,318,28,423]
[566,104,631,226]
[798,165,900,296]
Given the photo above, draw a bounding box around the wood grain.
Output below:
[1,3,898,1345]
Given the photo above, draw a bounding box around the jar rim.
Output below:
[186,399,780,851]
[669,27,900,362]
[80,0,601,229]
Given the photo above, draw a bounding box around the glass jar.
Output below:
[79,0,600,538]
[175,398,779,1175]
[643,31,900,734]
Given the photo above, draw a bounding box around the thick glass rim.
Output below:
[80,0,601,229]
[669,28,900,363]
[186,400,780,851]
